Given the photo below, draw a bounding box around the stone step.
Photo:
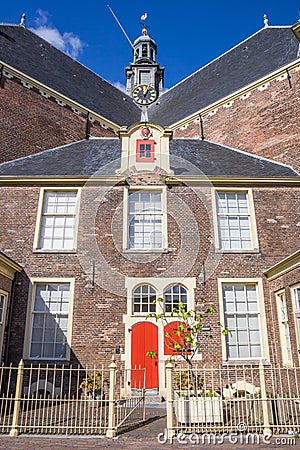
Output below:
[145,395,166,407]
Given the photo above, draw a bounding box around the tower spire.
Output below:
[125,13,164,101]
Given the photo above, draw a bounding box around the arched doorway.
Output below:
[131,322,158,389]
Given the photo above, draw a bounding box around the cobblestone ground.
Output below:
[0,408,299,449]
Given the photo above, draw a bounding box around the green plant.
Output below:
[175,370,203,391]
[146,297,227,395]
[199,389,219,397]
[80,371,109,397]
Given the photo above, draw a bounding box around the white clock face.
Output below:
[132,85,157,105]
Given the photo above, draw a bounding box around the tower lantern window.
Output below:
[142,44,148,57]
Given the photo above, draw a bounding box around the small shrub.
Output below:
[80,371,109,397]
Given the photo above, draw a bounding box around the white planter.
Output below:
[175,393,223,424]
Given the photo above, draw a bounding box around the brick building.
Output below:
[0,17,299,395]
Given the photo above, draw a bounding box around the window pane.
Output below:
[294,288,300,310]
[30,283,70,359]
[39,192,77,250]
[223,283,261,360]
[217,192,253,250]
[128,191,163,249]
[133,285,156,315]
[164,285,187,313]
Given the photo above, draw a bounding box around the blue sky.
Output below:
[1,1,299,90]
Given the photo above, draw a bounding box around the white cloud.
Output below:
[30,9,85,59]
[112,81,127,93]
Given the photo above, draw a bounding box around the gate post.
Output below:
[106,356,117,438]
[259,360,272,437]
[10,359,24,437]
[165,362,175,439]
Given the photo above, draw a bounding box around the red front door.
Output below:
[131,322,158,389]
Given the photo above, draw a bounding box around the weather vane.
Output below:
[140,13,148,35]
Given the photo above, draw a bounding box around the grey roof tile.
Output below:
[0,139,121,177]
[1,25,298,129]
[0,138,298,179]
[148,27,300,126]
[170,139,299,178]
[0,25,140,126]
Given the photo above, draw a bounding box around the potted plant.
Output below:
[174,371,223,424]
[80,371,109,406]
[147,298,227,424]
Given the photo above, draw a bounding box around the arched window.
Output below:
[164,285,187,313]
[133,285,156,314]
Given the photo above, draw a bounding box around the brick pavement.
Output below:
[0,407,299,449]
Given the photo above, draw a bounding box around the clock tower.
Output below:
[126,25,164,103]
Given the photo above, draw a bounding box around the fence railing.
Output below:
[165,362,300,438]
[0,358,146,437]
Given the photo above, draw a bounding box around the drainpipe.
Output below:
[85,112,90,140]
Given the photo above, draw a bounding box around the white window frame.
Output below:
[123,186,167,251]
[24,278,74,361]
[164,284,188,313]
[275,290,293,366]
[123,277,197,396]
[213,188,258,252]
[125,278,195,318]
[33,188,81,252]
[0,290,8,361]
[125,277,197,359]
[132,283,157,315]
[218,278,269,363]
[0,291,7,325]
[291,284,300,360]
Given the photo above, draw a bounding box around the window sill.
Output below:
[222,359,270,366]
[215,249,260,254]
[24,358,70,366]
[123,248,169,254]
[33,249,77,254]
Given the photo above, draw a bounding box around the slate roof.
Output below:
[148,27,300,126]
[0,138,298,179]
[0,24,299,129]
[0,139,122,177]
[169,139,299,178]
[0,24,140,126]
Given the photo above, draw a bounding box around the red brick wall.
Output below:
[0,273,13,294]
[0,77,116,163]
[174,69,300,173]
[0,179,299,367]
